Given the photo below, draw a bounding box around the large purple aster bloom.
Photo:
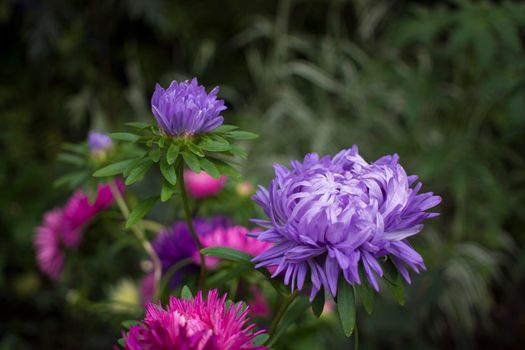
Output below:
[251,145,441,300]
[151,78,226,136]
[153,217,231,286]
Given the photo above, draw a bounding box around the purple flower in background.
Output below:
[153,217,231,286]
[251,145,441,300]
[120,290,266,350]
[88,131,113,152]
[151,78,226,136]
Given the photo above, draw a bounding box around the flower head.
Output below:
[153,217,231,286]
[88,131,113,152]
[121,289,266,350]
[184,170,227,199]
[151,78,226,136]
[251,146,441,300]
[194,226,272,269]
[34,181,124,279]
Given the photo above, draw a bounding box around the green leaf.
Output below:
[125,122,150,129]
[337,281,356,337]
[160,158,177,185]
[110,132,140,142]
[182,152,201,173]
[160,181,177,202]
[123,158,144,177]
[214,124,238,133]
[312,291,325,318]
[181,285,193,300]
[215,161,241,178]
[117,338,125,346]
[125,160,153,185]
[93,159,136,177]
[166,143,180,165]
[200,140,232,152]
[226,130,259,140]
[121,320,139,330]
[187,142,204,157]
[356,280,375,314]
[251,334,269,347]
[229,145,248,159]
[148,148,161,163]
[57,153,84,165]
[201,247,252,265]
[383,259,405,306]
[53,171,88,188]
[125,197,157,229]
[199,158,220,179]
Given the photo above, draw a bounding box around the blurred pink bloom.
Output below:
[184,170,226,199]
[194,226,273,269]
[248,287,271,318]
[236,181,254,197]
[34,180,124,279]
[140,273,155,305]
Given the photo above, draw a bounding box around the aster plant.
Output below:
[250,145,441,338]
[93,78,258,292]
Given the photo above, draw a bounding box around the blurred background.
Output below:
[1,0,525,349]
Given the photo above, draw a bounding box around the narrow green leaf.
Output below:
[226,130,259,140]
[356,281,375,314]
[125,122,150,129]
[214,124,238,132]
[182,152,201,173]
[215,161,241,178]
[166,143,180,165]
[117,339,125,346]
[200,140,232,152]
[187,142,205,157]
[160,158,177,185]
[125,160,153,185]
[199,158,220,179]
[229,145,248,159]
[148,148,161,163]
[110,132,140,142]
[160,181,177,202]
[383,259,405,306]
[121,320,139,330]
[57,153,84,165]
[252,334,269,347]
[201,247,252,264]
[93,159,135,177]
[53,171,88,188]
[337,281,356,337]
[126,197,157,229]
[312,291,325,318]
[181,285,193,300]
[123,158,144,177]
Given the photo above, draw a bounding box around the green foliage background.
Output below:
[1,0,524,348]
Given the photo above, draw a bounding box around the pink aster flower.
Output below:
[34,180,124,279]
[184,170,226,199]
[193,226,272,269]
[121,289,266,350]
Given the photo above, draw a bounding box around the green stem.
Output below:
[177,163,206,291]
[354,323,359,350]
[267,290,299,339]
[109,180,162,299]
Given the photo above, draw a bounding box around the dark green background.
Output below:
[1,0,524,348]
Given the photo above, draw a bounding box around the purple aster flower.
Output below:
[152,217,231,287]
[120,289,266,350]
[151,78,226,136]
[88,131,113,152]
[251,145,441,300]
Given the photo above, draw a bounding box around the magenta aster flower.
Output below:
[194,226,272,269]
[34,181,124,279]
[121,289,266,350]
[151,78,226,136]
[88,131,113,152]
[251,145,441,300]
[184,170,227,199]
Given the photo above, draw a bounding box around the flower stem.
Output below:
[177,163,206,291]
[267,290,299,339]
[109,180,162,299]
